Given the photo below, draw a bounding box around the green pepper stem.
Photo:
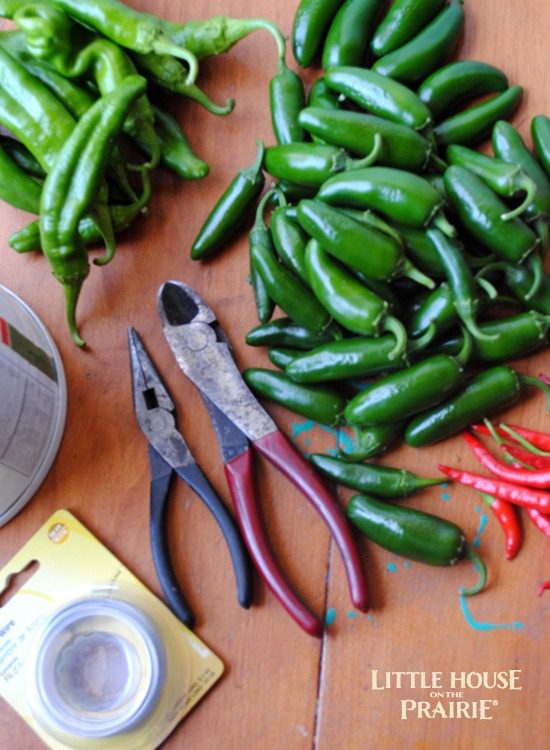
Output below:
[534,217,549,253]
[400,258,435,289]
[349,133,383,170]
[518,374,550,411]
[152,38,199,85]
[355,209,404,247]
[455,327,473,367]
[382,315,408,360]
[500,173,538,221]
[460,544,487,597]
[406,323,436,356]
[523,252,543,300]
[429,152,448,173]
[476,275,499,299]
[431,211,457,238]
[180,82,235,116]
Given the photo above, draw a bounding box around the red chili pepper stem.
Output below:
[460,544,487,596]
[538,579,550,596]
[480,492,521,560]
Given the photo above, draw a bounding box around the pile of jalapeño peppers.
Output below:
[0,0,288,345]
[190,0,550,596]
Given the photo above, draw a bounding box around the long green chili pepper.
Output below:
[372,0,465,86]
[318,166,456,236]
[446,144,538,221]
[296,198,434,286]
[426,228,497,343]
[0,134,44,177]
[17,0,200,79]
[270,205,310,284]
[324,66,433,132]
[248,189,280,324]
[14,2,161,169]
[245,317,341,349]
[292,0,346,67]
[250,207,332,335]
[433,86,523,149]
[408,282,458,339]
[417,60,509,120]
[492,120,550,249]
[322,0,385,69]
[39,74,147,346]
[270,57,307,145]
[298,106,438,172]
[346,494,487,596]
[304,238,408,356]
[310,453,444,499]
[264,141,380,188]
[243,368,347,426]
[0,139,42,213]
[370,0,446,58]
[344,330,472,426]
[191,141,265,260]
[405,365,550,447]
[0,42,76,172]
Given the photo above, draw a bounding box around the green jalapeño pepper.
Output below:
[346,494,487,596]
[243,368,346,426]
[433,86,523,149]
[305,239,407,356]
[370,0,446,58]
[322,0,384,69]
[417,60,509,120]
[245,317,341,349]
[532,115,550,181]
[318,166,456,236]
[408,282,458,339]
[296,199,434,286]
[292,0,346,67]
[344,330,472,426]
[405,366,550,447]
[264,142,380,188]
[339,421,405,461]
[269,57,306,145]
[446,145,537,221]
[298,107,437,172]
[372,0,465,86]
[270,204,310,284]
[503,265,550,315]
[324,66,433,132]
[191,141,265,260]
[310,453,444,499]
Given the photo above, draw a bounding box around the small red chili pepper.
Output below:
[471,421,550,452]
[525,507,550,539]
[502,444,550,470]
[438,464,550,512]
[462,431,550,488]
[538,579,550,597]
[480,492,521,560]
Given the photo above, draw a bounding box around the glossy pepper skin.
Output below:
[341,421,405,460]
[347,494,486,595]
[39,75,147,345]
[0,140,42,214]
[417,60,509,119]
[270,205,310,284]
[243,368,347,426]
[405,366,526,447]
[532,115,550,181]
[370,0,446,58]
[433,86,523,149]
[372,0,465,86]
[324,66,433,132]
[264,143,377,188]
[305,239,408,356]
[443,166,539,263]
[408,282,458,339]
[292,0,345,67]
[191,141,265,260]
[245,317,340,349]
[148,105,209,180]
[446,145,537,221]
[318,166,455,235]
[322,0,384,69]
[270,58,307,145]
[310,454,444,499]
[298,107,436,172]
[344,332,471,426]
[504,265,550,314]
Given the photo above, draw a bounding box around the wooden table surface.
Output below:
[1,1,549,748]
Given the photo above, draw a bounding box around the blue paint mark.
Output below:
[459,593,524,632]
[404,561,412,569]
[387,562,398,573]
[367,613,375,621]
[346,610,359,619]
[291,419,317,438]
[440,492,451,501]
[473,512,488,548]
[325,607,337,626]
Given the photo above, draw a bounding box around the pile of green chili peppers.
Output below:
[0,0,288,345]
[188,0,550,589]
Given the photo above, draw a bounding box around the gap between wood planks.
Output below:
[311,538,334,750]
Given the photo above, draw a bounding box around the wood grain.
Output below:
[0,1,549,749]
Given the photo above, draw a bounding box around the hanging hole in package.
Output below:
[0,285,67,526]
[0,509,224,749]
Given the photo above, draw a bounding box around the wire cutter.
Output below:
[128,326,253,629]
[157,279,369,638]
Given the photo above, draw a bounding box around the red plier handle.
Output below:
[225,429,369,637]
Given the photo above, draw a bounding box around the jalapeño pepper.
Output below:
[322,0,384,69]
[370,0,446,58]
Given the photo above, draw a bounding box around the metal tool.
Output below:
[129,326,253,629]
[157,279,368,638]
